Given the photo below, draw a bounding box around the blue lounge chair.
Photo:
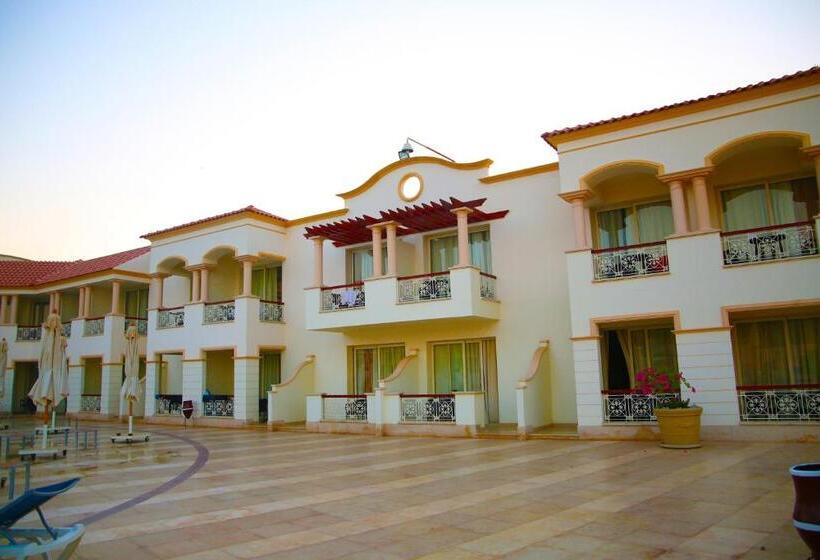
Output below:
[0,477,85,559]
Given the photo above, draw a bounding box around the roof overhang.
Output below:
[304,197,509,247]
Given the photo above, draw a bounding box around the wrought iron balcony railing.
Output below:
[602,390,680,422]
[737,384,820,422]
[155,394,183,416]
[203,301,235,324]
[259,300,285,322]
[722,221,817,265]
[83,317,105,337]
[321,283,365,311]
[80,394,101,413]
[61,321,71,338]
[400,393,456,423]
[592,241,669,281]
[203,395,234,417]
[321,394,367,422]
[15,326,41,342]
[479,272,497,301]
[157,307,185,329]
[397,272,451,303]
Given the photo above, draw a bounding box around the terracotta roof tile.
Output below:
[541,66,820,145]
[0,246,149,288]
[141,205,287,239]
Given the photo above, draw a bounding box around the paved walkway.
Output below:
[5,419,815,559]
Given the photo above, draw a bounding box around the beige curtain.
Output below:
[597,208,636,249]
[787,318,820,384]
[616,330,634,386]
[636,201,674,243]
[735,321,789,385]
[721,185,769,231]
[770,178,819,225]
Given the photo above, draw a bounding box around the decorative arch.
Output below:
[201,245,239,265]
[579,159,666,190]
[705,131,812,166]
[155,255,188,275]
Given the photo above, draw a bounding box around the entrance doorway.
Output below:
[431,338,499,423]
[12,362,38,414]
[258,351,282,423]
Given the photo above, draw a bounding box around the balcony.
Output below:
[203,301,235,324]
[721,221,817,265]
[16,326,41,342]
[321,394,368,422]
[737,384,820,422]
[259,300,285,322]
[400,393,456,423]
[592,241,669,281]
[602,390,680,423]
[305,267,500,332]
[83,317,105,337]
[157,307,185,329]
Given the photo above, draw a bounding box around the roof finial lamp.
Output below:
[397,137,454,162]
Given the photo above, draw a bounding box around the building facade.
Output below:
[1,67,818,441]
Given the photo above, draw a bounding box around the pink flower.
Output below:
[636,372,646,382]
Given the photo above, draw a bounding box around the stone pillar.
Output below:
[144,360,159,416]
[669,180,689,235]
[675,328,741,426]
[384,222,398,276]
[83,287,92,317]
[370,225,383,277]
[311,236,325,288]
[100,362,122,416]
[200,268,210,303]
[571,337,604,428]
[692,175,712,231]
[571,199,587,248]
[190,270,201,303]
[0,296,7,325]
[9,295,17,324]
[110,281,121,315]
[233,357,260,422]
[53,291,61,315]
[236,256,257,297]
[182,359,206,417]
[77,288,85,318]
[451,207,474,267]
[67,364,83,413]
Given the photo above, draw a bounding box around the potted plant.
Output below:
[635,368,702,449]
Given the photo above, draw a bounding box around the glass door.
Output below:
[431,339,498,423]
[352,345,405,394]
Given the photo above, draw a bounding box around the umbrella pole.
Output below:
[128,401,133,435]
[41,402,49,449]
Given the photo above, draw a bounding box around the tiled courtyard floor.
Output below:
[5,418,816,559]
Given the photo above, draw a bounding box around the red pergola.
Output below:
[304,197,509,247]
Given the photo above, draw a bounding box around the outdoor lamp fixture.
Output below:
[397,137,455,162]
[398,139,414,160]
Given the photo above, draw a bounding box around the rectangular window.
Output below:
[601,326,678,390]
[596,200,673,249]
[252,265,282,301]
[124,288,149,318]
[734,316,819,386]
[348,247,387,283]
[721,176,818,231]
[429,230,492,273]
[351,344,404,394]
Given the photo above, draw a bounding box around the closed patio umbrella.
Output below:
[118,325,143,438]
[28,313,63,446]
[51,336,70,426]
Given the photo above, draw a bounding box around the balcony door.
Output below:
[431,338,498,423]
[595,201,673,249]
[720,176,817,231]
[601,326,678,391]
[252,265,282,301]
[125,288,149,319]
[348,247,387,283]
[351,344,404,394]
[429,230,492,273]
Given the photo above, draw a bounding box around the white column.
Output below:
[144,361,159,416]
[0,296,7,324]
[233,357,259,422]
[53,291,61,315]
[370,225,383,277]
[83,287,92,317]
[200,268,210,303]
[311,236,325,288]
[669,180,689,235]
[77,288,85,318]
[48,293,55,314]
[571,199,587,248]
[110,281,121,315]
[692,175,712,231]
[675,329,741,426]
[451,207,473,267]
[182,359,206,417]
[9,295,17,324]
[190,270,200,303]
[239,259,255,297]
[100,363,122,416]
[385,222,398,276]
[67,364,83,413]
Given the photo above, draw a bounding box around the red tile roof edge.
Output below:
[141,205,288,239]
[541,65,820,145]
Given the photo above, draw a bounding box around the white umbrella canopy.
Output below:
[0,338,7,399]
[52,336,70,405]
[28,313,63,413]
[120,325,141,404]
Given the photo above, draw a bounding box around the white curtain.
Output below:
[597,208,636,249]
[469,231,492,273]
[721,185,769,231]
[636,201,674,243]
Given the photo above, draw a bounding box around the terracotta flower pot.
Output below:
[654,406,702,449]
[791,463,820,558]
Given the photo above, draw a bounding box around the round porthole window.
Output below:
[399,173,423,202]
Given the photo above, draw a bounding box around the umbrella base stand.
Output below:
[111,433,150,444]
[34,426,70,436]
[18,447,67,461]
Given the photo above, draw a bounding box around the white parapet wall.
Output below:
[267,355,315,425]
[516,340,551,434]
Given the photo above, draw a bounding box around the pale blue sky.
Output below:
[1,0,818,259]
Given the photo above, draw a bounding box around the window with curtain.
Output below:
[429,230,492,273]
[601,326,678,390]
[32,302,48,324]
[432,341,484,393]
[124,288,149,318]
[734,316,819,386]
[721,176,818,232]
[351,344,404,394]
[259,351,282,393]
[349,247,387,283]
[252,265,282,301]
[596,201,673,249]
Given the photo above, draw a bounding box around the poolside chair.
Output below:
[0,477,85,559]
